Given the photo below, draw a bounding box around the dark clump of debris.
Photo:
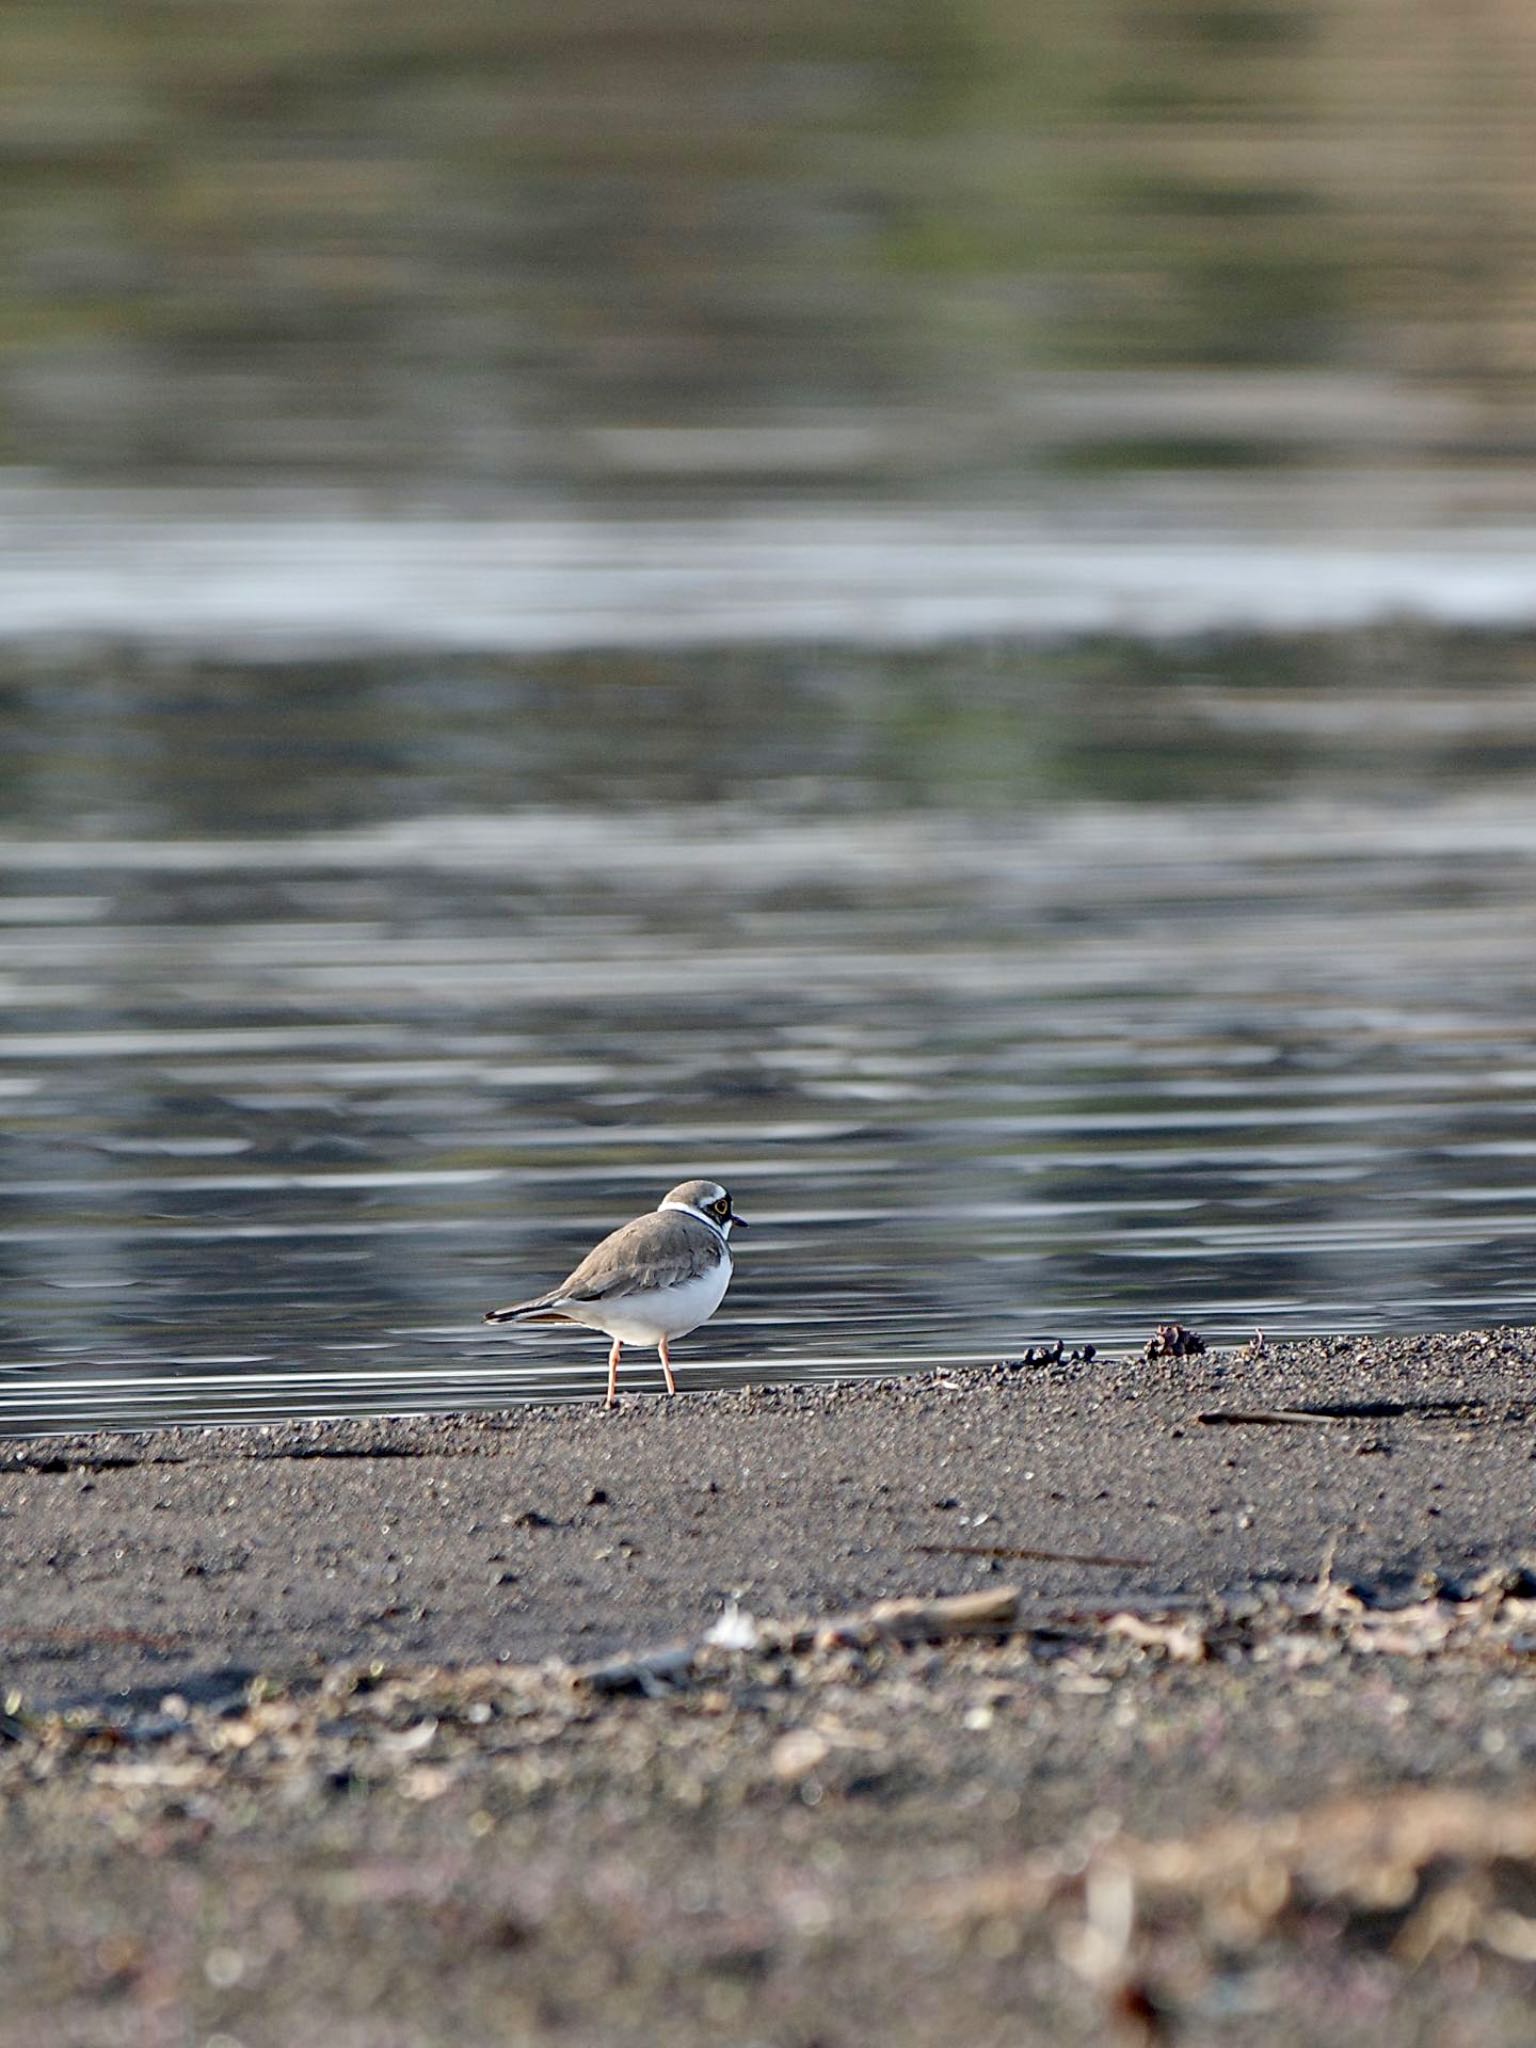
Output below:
[1142,1322,1206,1361]
[1004,1339,1097,1368]
[1001,1326,1211,1370]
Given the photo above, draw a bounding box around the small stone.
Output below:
[771,1729,830,1783]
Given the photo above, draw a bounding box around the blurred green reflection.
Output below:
[1,1,1533,495]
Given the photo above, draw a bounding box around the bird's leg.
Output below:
[605,1337,623,1410]
[658,1336,677,1396]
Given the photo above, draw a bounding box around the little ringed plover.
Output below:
[484,1179,747,1408]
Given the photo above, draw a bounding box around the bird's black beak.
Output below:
[729,1211,749,1229]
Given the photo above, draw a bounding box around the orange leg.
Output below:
[658,1336,677,1396]
[605,1337,623,1409]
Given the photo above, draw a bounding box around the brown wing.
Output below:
[484,1210,717,1322]
[554,1211,719,1300]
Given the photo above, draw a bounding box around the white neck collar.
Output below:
[659,1199,729,1243]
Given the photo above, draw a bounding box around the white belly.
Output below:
[554,1255,732,1347]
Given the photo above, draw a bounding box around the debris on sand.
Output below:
[1142,1323,1206,1361]
[932,1785,1536,2031]
[8,1560,1536,1788]
[6,1564,1536,2039]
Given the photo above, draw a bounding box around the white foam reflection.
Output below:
[5,490,1536,651]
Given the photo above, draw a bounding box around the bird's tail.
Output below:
[484,1292,565,1325]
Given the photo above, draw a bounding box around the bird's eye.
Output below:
[714,1198,730,1216]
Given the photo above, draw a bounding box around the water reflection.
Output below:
[4,633,1536,1430]
[4,3,1536,497]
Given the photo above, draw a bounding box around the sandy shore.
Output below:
[4,1329,1536,2043]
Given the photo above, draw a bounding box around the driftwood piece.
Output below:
[1196,1408,1340,1428]
[917,1542,1153,1569]
[814,1586,1022,1651]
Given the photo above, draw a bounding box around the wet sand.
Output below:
[2,1328,1532,1706]
[4,1329,1536,2044]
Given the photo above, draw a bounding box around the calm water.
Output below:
[5,629,1536,1432]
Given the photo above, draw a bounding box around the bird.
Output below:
[483,1179,748,1408]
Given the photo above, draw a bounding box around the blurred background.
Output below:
[7,0,1536,502]
[5,0,1536,1429]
